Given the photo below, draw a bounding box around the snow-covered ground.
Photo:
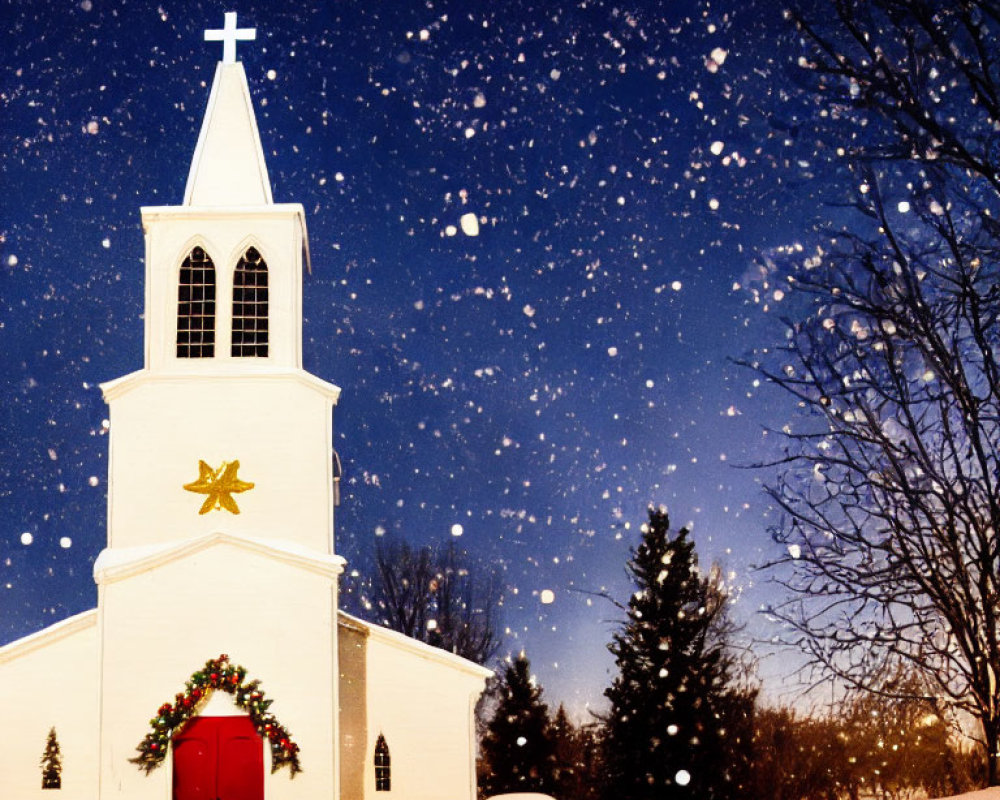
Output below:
[936,790,1000,800]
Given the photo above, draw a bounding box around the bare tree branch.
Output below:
[370,537,503,665]
[748,0,1000,784]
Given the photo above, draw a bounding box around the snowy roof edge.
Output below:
[0,608,97,663]
[338,609,495,680]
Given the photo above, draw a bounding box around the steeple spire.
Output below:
[183,60,272,206]
[183,13,270,206]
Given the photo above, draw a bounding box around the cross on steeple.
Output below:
[204,12,256,64]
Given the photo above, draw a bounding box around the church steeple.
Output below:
[100,14,338,554]
[124,12,316,374]
[184,14,270,206]
[183,62,272,206]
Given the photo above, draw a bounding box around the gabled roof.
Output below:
[0,605,491,684]
[184,61,273,206]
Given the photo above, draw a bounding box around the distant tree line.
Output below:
[475,508,982,800]
[752,686,981,800]
[341,508,983,798]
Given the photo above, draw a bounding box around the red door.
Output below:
[173,716,263,800]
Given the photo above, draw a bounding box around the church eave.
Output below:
[140,203,307,223]
[100,367,341,404]
[337,610,495,681]
[93,531,346,586]
[0,608,97,664]
[140,203,312,273]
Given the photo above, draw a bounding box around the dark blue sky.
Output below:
[1,0,828,714]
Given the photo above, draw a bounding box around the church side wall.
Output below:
[363,635,487,800]
[0,614,99,799]
[97,544,338,800]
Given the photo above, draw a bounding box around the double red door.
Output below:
[173,716,264,800]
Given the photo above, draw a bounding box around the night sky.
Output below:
[1,0,833,715]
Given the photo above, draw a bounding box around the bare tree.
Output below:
[748,0,1000,783]
[370,537,502,665]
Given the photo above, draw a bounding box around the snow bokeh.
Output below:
[0,0,824,711]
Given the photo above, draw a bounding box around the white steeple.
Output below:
[183,61,273,206]
[185,15,270,207]
[100,16,339,554]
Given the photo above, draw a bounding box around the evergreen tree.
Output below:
[603,507,754,800]
[480,653,555,797]
[40,727,61,790]
[572,722,606,800]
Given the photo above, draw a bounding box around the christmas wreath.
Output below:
[130,654,302,777]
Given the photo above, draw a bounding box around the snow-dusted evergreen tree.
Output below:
[603,507,754,800]
[40,727,61,789]
[480,653,555,797]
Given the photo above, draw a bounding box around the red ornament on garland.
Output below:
[129,655,302,778]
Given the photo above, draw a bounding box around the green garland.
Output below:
[130,654,302,777]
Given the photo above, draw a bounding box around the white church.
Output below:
[0,14,491,800]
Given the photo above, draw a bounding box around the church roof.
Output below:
[0,607,491,685]
[337,610,495,680]
[0,609,96,664]
[183,61,273,206]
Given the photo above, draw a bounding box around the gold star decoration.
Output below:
[183,460,255,515]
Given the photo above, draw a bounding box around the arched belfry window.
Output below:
[231,246,269,357]
[374,734,391,792]
[176,246,216,358]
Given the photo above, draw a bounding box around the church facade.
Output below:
[0,17,490,800]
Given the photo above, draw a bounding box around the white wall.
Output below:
[363,629,489,800]
[0,611,99,800]
[97,541,339,800]
[105,376,335,554]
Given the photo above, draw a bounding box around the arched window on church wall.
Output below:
[176,246,216,358]
[231,246,269,357]
[374,733,391,792]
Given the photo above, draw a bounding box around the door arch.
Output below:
[173,716,263,800]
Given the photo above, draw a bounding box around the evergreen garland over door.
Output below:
[173,716,263,800]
